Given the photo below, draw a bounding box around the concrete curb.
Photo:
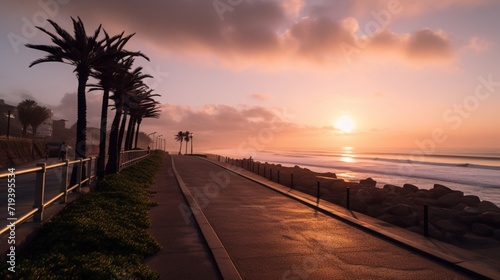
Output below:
[203,157,499,280]
[170,157,242,280]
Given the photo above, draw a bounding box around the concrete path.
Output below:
[144,155,222,279]
[169,155,475,280]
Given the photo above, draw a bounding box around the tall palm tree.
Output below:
[126,89,160,150]
[89,31,149,179]
[26,17,104,159]
[175,131,184,155]
[184,131,190,155]
[132,102,161,149]
[16,99,37,137]
[29,105,51,138]
[106,61,152,174]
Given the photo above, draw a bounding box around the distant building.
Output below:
[36,110,53,138]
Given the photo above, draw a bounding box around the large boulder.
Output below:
[360,177,377,187]
[478,201,500,213]
[480,211,500,227]
[402,184,419,195]
[433,220,468,238]
[383,184,402,193]
[437,191,464,208]
[471,223,494,237]
[387,204,414,216]
[463,206,482,215]
[461,195,481,207]
[356,188,374,204]
[431,184,454,199]
[458,214,481,225]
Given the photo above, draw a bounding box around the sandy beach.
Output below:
[226,157,500,263]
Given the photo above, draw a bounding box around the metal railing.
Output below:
[119,149,150,171]
[0,149,150,235]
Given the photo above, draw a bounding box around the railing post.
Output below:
[424,204,429,237]
[60,159,69,204]
[277,170,280,183]
[33,163,46,222]
[77,158,83,192]
[346,187,350,210]
[87,157,93,185]
[291,173,294,188]
[257,163,260,175]
[317,181,320,203]
[263,165,266,178]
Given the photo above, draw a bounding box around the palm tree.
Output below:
[29,105,51,138]
[132,101,161,149]
[26,17,104,159]
[175,131,184,154]
[184,131,190,155]
[89,31,149,179]
[126,89,160,150]
[16,99,37,137]
[106,60,152,174]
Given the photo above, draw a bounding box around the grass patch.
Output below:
[1,151,164,279]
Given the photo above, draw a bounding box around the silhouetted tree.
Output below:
[175,131,184,154]
[26,17,104,159]
[16,99,37,137]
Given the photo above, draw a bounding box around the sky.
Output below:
[1,0,500,156]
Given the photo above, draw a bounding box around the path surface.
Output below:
[171,155,471,279]
[144,155,221,279]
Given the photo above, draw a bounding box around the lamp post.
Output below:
[6,110,11,139]
[156,135,163,150]
[147,132,156,150]
[190,133,193,154]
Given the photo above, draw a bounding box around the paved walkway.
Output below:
[151,155,483,279]
[144,155,221,279]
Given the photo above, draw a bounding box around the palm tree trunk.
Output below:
[179,140,183,154]
[75,71,88,159]
[134,119,142,149]
[97,87,110,180]
[125,115,135,150]
[106,105,122,175]
[118,107,128,153]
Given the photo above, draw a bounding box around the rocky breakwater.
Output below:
[362,182,500,241]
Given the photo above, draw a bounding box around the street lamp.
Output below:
[147,132,156,149]
[190,133,193,154]
[156,135,163,150]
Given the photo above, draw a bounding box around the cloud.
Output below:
[463,36,492,53]
[47,0,458,68]
[250,93,271,101]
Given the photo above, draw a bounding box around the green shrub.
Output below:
[1,151,164,279]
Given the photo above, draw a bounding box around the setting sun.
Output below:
[335,115,355,133]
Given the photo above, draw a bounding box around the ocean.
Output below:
[207,147,500,206]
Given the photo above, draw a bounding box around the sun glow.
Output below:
[335,115,355,133]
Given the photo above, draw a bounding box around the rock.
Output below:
[383,184,401,193]
[412,198,427,206]
[453,203,468,211]
[494,230,500,241]
[411,190,430,199]
[461,195,480,207]
[432,184,454,199]
[480,211,500,226]
[463,206,482,215]
[471,223,494,237]
[398,213,419,227]
[478,201,500,212]
[387,204,414,216]
[402,184,419,194]
[356,188,374,204]
[433,220,468,238]
[437,191,464,208]
[360,177,377,187]
[458,214,480,225]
